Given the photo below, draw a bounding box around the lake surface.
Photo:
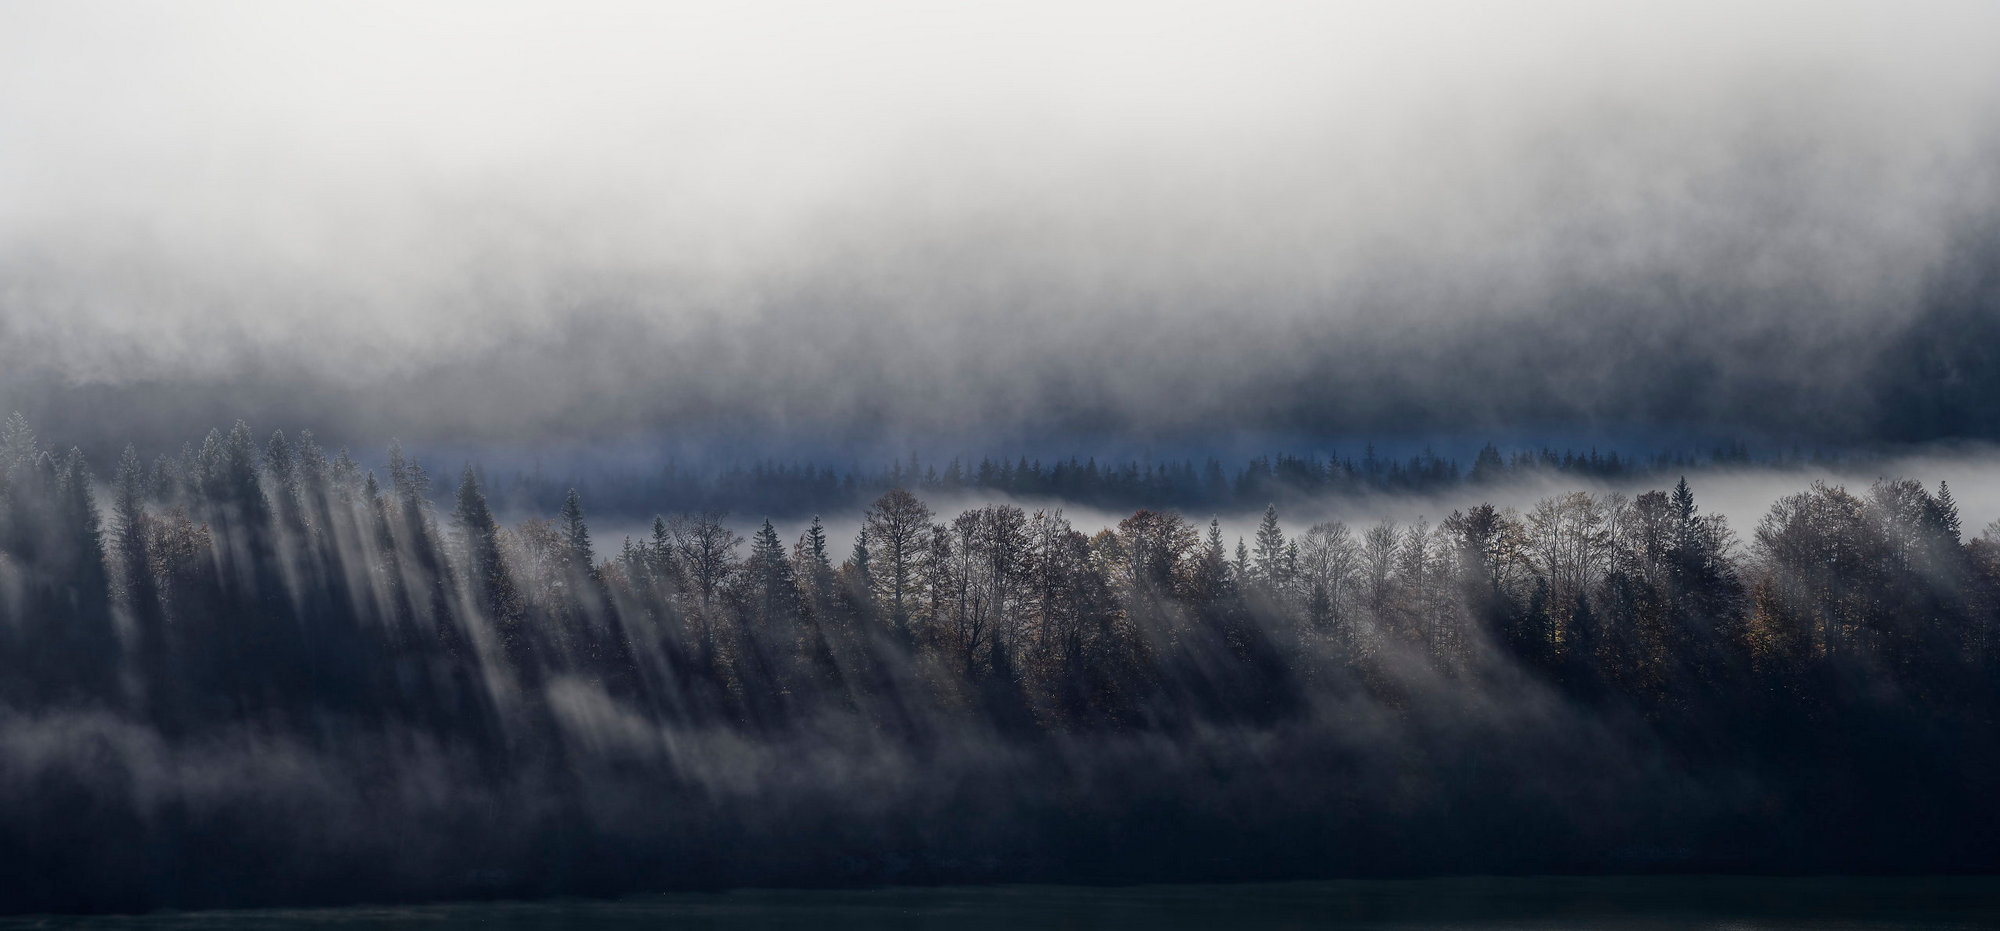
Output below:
[4,877,1997,930]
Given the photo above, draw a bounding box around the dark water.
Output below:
[4,877,1996,930]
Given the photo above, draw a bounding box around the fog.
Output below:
[1213,450,2000,546]
[5,407,1998,912]
[5,1,2000,455]
[560,448,2000,574]
[6,4,2000,915]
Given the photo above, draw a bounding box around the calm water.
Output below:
[4,877,1997,930]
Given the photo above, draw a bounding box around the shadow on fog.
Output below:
[4,414,2000,914]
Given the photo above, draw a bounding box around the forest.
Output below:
[1,413,1998,912]
[484,440,1752,518]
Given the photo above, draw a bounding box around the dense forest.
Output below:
[1,414,1997,913]
[490,440,1771,518]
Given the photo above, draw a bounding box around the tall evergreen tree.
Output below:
[112,445,151,591]
[1937,480,1963,542]
[1253,504,1286,588]
[1190,518,1231,601]
[648,515,676,583]
[848,528,872,585]
[749,518,795,621]
[560,488,595,579]
[804,515,830,568]
[0,412,38,479]
[455,467,519,627]
[1470,443,1506,484]
[1671,477,1699,547]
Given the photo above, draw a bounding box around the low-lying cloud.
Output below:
[4,1,1999,457]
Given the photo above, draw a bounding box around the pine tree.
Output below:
[797,515,835,605]
[57,449,110,597]
[847,528,873,592]
[0,412,37,480]
[1192,518,1231,601]
[1671,477,1699,540]
[1936,481,1963,542]
[455,468,511,596]
[750,518,794,619]
[804,515,830,568]
[112,445,151,587]
[560,488,595,578]
[1470,443,1505,484]
[1253,504,1286,588]
[649,515,675,581]
[618,537,645,582]
[218,421,265,515]
[752,518,785,566]
[264,430,294,484]
[445,465,522,683]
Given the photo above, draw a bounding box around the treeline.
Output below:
[492,440,1774,518]
[0,414,1995,912]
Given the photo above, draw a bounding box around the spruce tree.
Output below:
[1936,481,1963,542]
[751,518,794,618]
[650,515,675,580]
[1671,477,1699,537]
[560,488,594,578]
[0,412,37,480]
[454,466,517,618]
[1193,518,1230,600]
[1470,443,1505,484]
[112,445,150,587]
[804,515,830,569]
[848,528,872,589]
[1253,504,1286,587]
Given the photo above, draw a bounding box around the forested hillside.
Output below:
[2,414,1997,912]
[480,440,1739,518]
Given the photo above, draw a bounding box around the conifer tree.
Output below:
[57,449,110,606]
[112,445,151,592]
[842,527,875,618]
[1470,443,1505,484]
[1936,481,1963,542]
[1190,518,1231,601]
[1671,477,1699,546]
[804,515,830,569]
[649,515,676,581]
[560,488,595,579]
[455,466,519,625]
[1253,504,1286,588]
[848,528,872,584]
[796,515,836,605]
[0,412,38,480]
[750,518,795,620]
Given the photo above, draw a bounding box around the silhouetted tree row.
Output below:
[489,441,1797,519]
[0,414,1995,912]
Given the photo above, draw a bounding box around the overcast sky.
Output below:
[5,1,2000,459]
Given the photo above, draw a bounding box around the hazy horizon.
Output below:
[7,1,2000,458]
[7,3,2000,919]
